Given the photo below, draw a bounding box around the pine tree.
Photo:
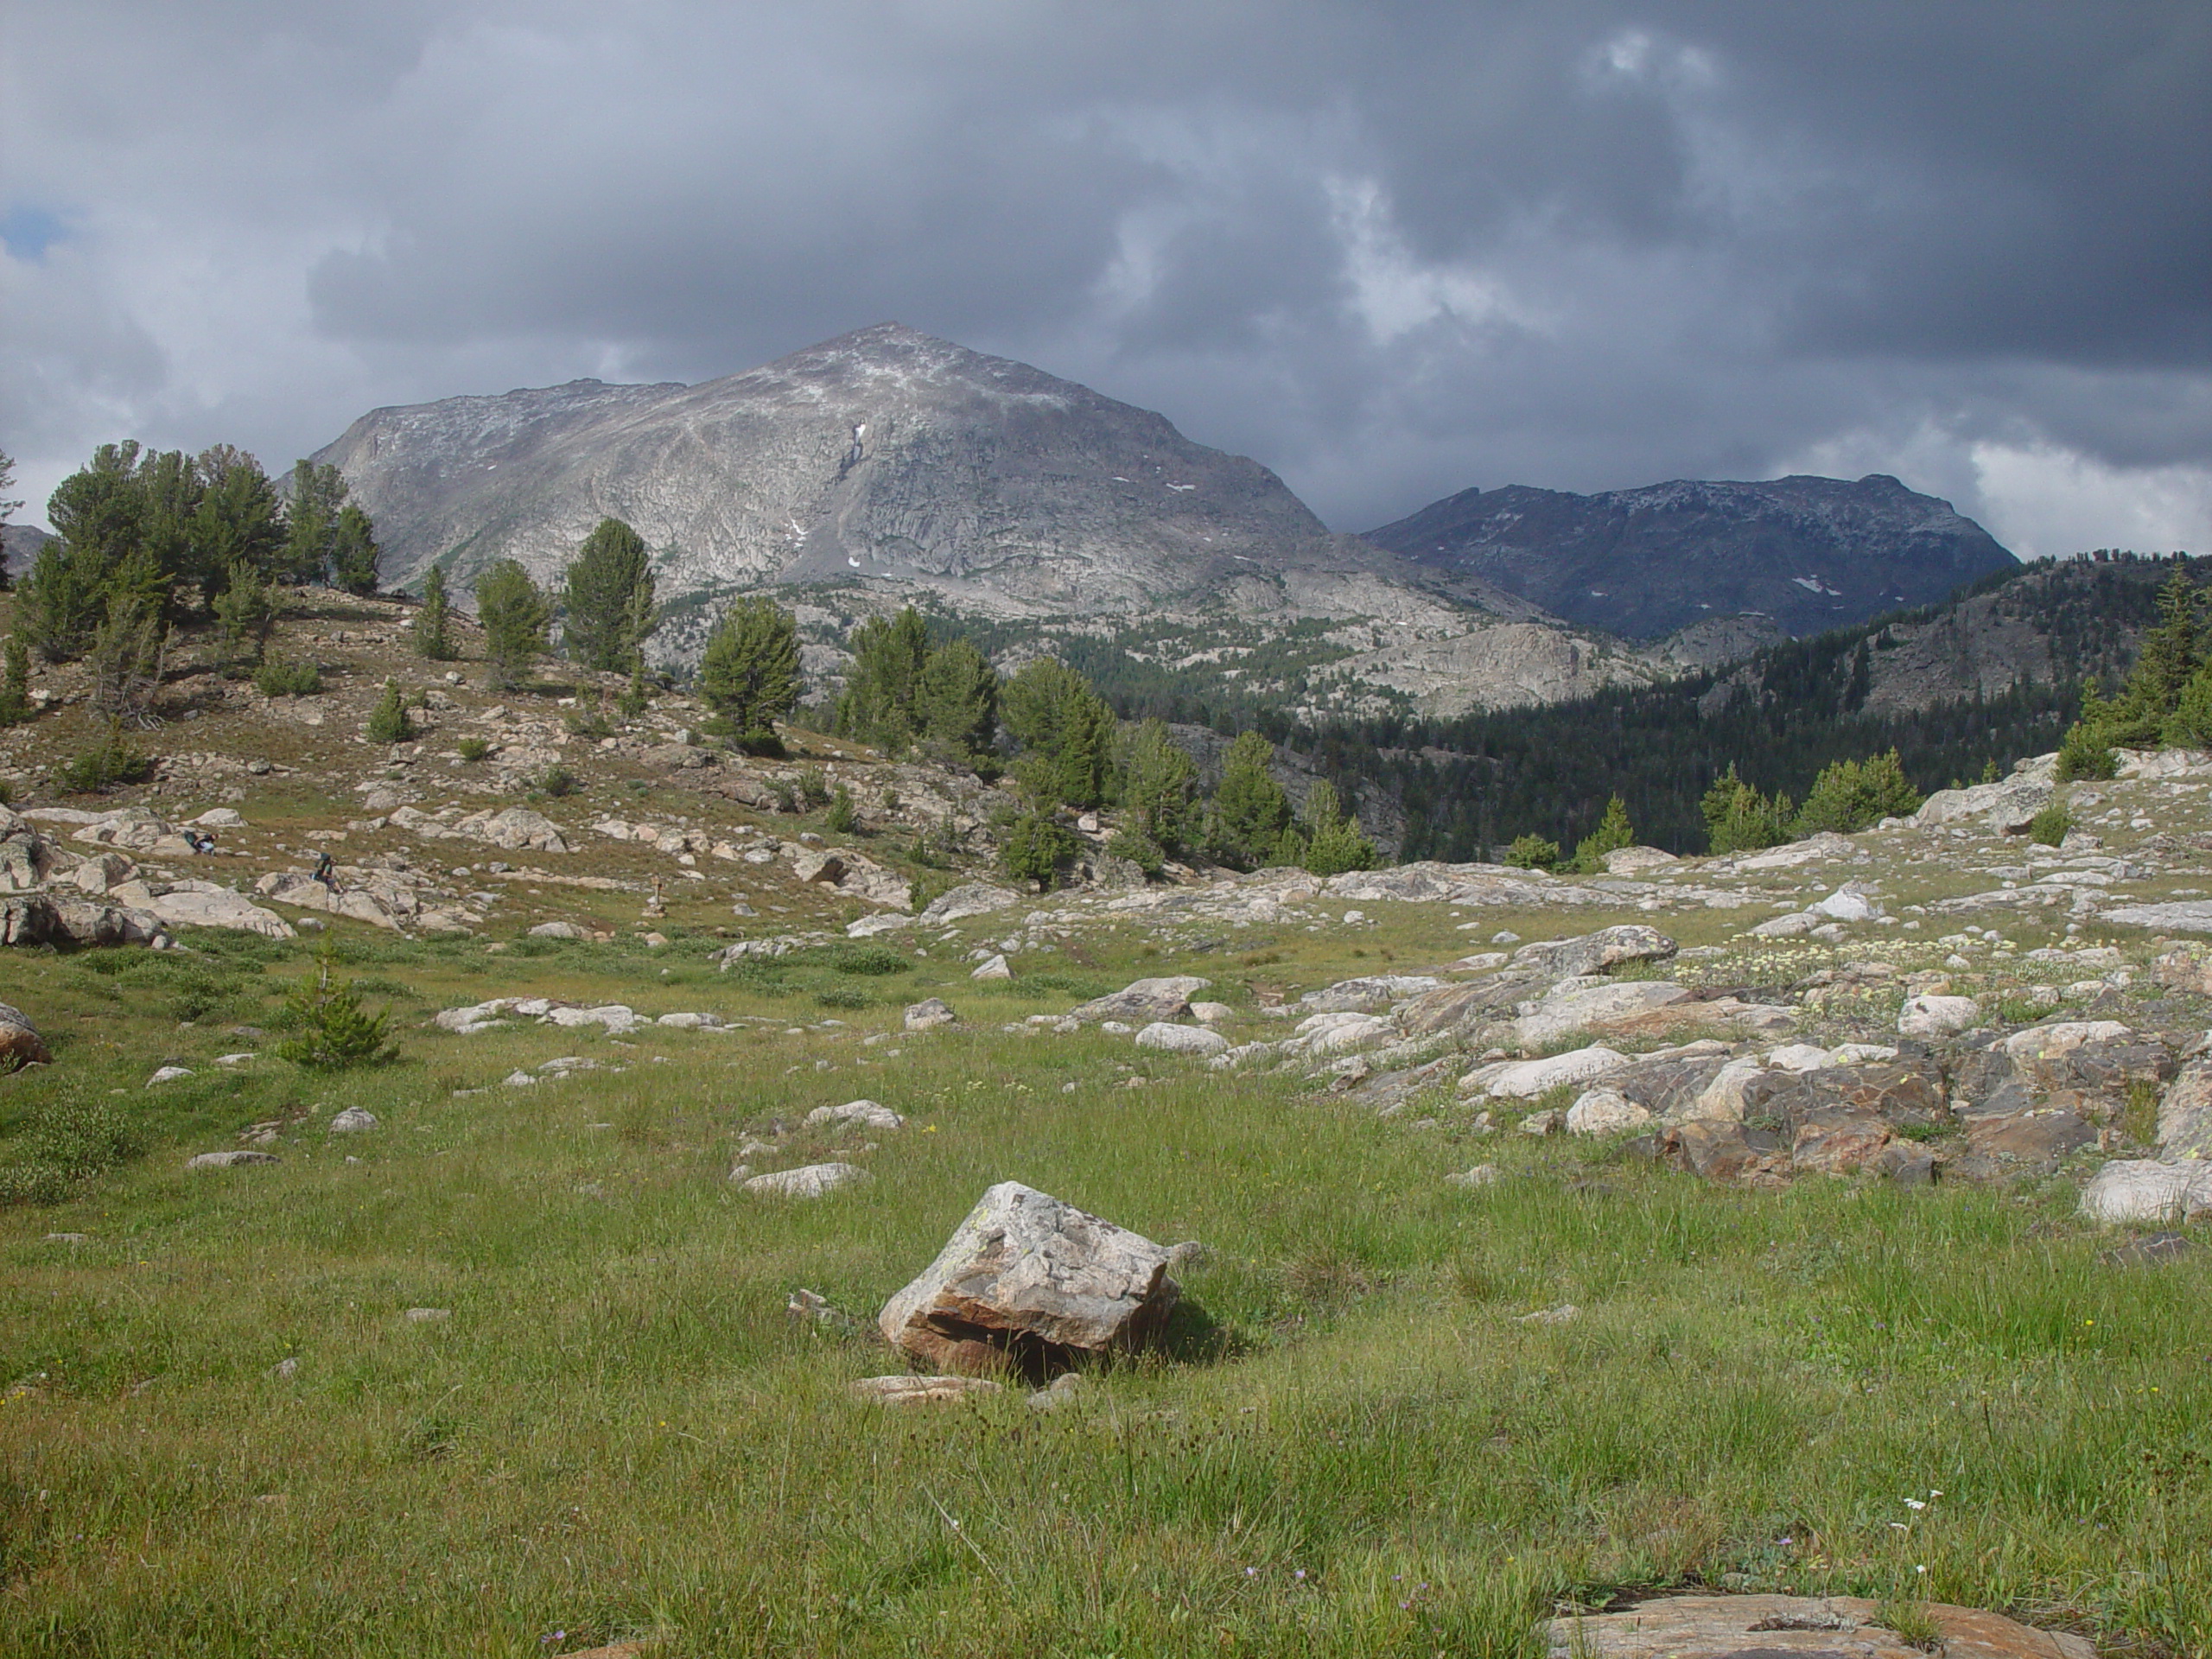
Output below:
[275,955,395,1069]
[0,633,30,725]
[1570,794,1637,872]
[562,518,657,671]
[1700,764,1795,853]
[697,595,801,744]
[1791,749,1920,835]
[1300,780,1376,876]
[365,677,414,743]
[1001,657,1115,808]
[1205,731,1294,868]
[0,448,17,593]
[212,558,276,670]
[329,505,380,595]
[1115,719,1197,854]
[916,638,998,759]
[474,559,551,690]
[414,564,454,660]
[187,446,283,604]
[836,607,932,749]
[281,461,349,585]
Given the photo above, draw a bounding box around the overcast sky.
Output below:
[4,2,2208,559]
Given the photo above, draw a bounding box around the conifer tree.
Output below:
[1205,730,1294,868]
[1001,656,1115,808]
[836,607,933,749]
[414,564,454,660]
[0,633,30,725]
[1571,794,1637,872]
[212,558,277,670]
[697,595,801,744]
[917,638,999,760]
[474,559,551,690]
[365,677,414,743]
[1114,719,1198,857]
[563,518,657,671]
[282,461,349,585]
[1300,780,1376,876]
[0,448,17,592]
[329,505,381,595]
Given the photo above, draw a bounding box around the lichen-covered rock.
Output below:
[904,998,958,1031]
[1510,925,1676,981]
[1069,976,1211,1025]
[879,1181,1179,1376]
[1135,1022,1230,1056]
[0,1001,51,1071]
[743,1162,872,1198]
[918,882,1023,925]
[2080,1159,2212,1224]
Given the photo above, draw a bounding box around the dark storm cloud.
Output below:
[3,0,2208,556]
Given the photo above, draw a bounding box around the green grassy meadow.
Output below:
[3,906,2209,1657]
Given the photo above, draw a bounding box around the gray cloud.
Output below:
[3,0,2208,557]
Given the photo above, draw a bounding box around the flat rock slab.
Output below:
[1070,976,1212,1025]
[1545,1594,2094,1659]
[879,1181,1179,1377]
[1512,924,1677,980]
[744,1162,872,1198]
[850,1375,1005,1406]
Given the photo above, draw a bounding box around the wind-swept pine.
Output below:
[1204,731,1294,869]
[414,564,454,660]
[1001,656,1115,809]
[697,595,801,744]
[365,677,414,743]
[1299,780,1377,877]
[84,579,168,728]
[474,559,552,691]
[562,518,658,671]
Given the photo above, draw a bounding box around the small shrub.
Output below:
[2028,802,2072,847]
[254,656,323,697]
[798,766,829,808]
[365,677,415,743]
[1002,810,1077,889]
[533,765,580,798]
[814,984,871,1009]
[455,737,490,762]
[0,1096,142,1205]
[274,956,396,1069]
[1503,833,1560,871]
[55,724,153,793]
[1569,794,1635,873]
[825,785,858,835]
[829,943,912,976]
[2056,703,2119,782]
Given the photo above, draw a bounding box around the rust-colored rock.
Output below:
[879,1182,1179,1378]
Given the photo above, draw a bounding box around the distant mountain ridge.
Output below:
[1361,473,2017,639]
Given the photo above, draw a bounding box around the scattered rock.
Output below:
[918,883,1023,925]
[904,998,958,1032]
[744,1162,873,1198]
[1297,974,1445,1014]
[2080,1159,2212,1224]
[2101,1230,2195,1268]
[1565,1090,1652,1135]
[1516,1303,1580,1325]
[1188,1001,1234,1025]
[1510,925,1677,980]
[877,1180,1179,1377]
[147,1065,194,1085]
[1446,1164,1501,1188]
[1135,1022,1230,1056]
[850,1375,1005,1406]
[1464,1045,1630,1099]
[404,1307,452,1323]
[1069,976,1212,1025]
[1899,993,1980,1039]
[804,1099,905,1132]
[1542,1593,2094,1659]
[187,1150,278,1169]
[528,920,590,939]
[327,1107,378,1134]
[970,953,1012,980]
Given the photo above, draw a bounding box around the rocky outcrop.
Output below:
[878,1182,1180,1377]
[1069,976,1211,1025]
[0,893,167,949]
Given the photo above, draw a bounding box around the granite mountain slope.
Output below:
[315,323,1446,623]
[1363,474,2018,640]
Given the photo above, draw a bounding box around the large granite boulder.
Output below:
[0,893,167,949]
[1510,925,1676,981]
[879,1182,1179,1377]
[1069,976,1211,1025]
[0,1001,51,1071]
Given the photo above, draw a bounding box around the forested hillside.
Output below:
[1217,555,2178,860]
